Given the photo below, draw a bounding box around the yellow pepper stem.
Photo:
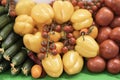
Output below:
[87,26,94,34]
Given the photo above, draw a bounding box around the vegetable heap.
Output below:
[0,0,120,79]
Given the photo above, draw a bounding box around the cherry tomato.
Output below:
[96,27,112,43]
[31,64,42,78]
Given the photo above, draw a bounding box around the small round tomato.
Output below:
[96,27,112,44]
[99,39,119,60]
[87,56,106,73]
[31,64,42,78]
[110,27,120,42]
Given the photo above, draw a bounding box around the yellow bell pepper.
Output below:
[42,54,63,77]
[53,0,74,24]
[75,35,99,58]
[63,50,84,75]
[15,0,36,15]
[14,15,35,36]
[31,3,54,25]
[71,9,93,30]
[23,32,44,53]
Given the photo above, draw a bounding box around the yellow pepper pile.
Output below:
[14,0,99,78]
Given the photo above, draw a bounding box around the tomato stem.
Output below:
[46,36,50,57]
[8,0,16,17]
[46,24,54,57]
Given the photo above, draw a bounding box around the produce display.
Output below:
[0,0,120,79]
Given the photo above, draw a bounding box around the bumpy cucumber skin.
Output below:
[0,6,7,15]
[0,23,14,40]
[0,53,3,62]
[1,32,20,50]
[0,60,10,73]
[0,14,11,29]
[21,59,34,76]
[11,49,27,66]
[11,65,22,75]
[3,39,23,61]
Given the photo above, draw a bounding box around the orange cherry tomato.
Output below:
[1,0,7,6]
[31,64,42,78]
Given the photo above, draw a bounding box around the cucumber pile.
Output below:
[0,5,34,76]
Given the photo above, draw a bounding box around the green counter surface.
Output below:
[0,66,120,80]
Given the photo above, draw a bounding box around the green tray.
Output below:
[0,66,120,80]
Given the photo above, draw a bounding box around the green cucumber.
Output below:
[21,59,34,76]
[0,53,3,62]
[3,39,23,61]
[11,49,27,66]
[0,14,11,29]
[0,23,14,41]
[0,59,10,73]
[0,49,4,61]
[1,32,20,50]
[11,65,22,75]
[0,6,6,15]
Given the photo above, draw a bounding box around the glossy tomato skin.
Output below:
[110,27,120,42]
[107,58,120,74]
[87,56,106,73]
[105,0,120,16]
[110,17,120,28]
[99,39,119,60]
[31,65,42,78]
[95,7,114,26]
[104,0,112,8]
[96,27,112,44]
